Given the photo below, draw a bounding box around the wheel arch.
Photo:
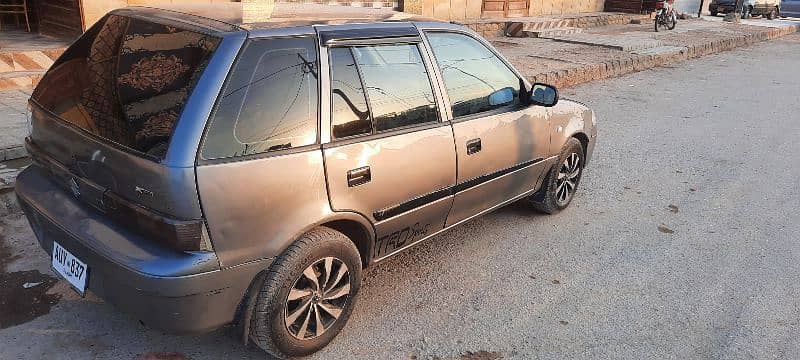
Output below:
[232,211,374,345]
[282,211,376,268]
[571,131,590,159]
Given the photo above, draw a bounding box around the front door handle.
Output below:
[347,166,371,187]
[466,138,482,155]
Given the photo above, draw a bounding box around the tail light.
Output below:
[101,191,213,252]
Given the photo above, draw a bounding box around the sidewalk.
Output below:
[495,16,800,88]
[0,89,29,162]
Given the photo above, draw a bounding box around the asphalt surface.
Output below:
[1,34,799,360]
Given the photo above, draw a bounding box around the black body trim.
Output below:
[373,157,544,221]
[453,157,543,194]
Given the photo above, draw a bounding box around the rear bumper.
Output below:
[15,165,270,334]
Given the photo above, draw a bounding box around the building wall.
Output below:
[81,0,236,30]
[405,0,605,20]
[674,0,711,15]
[81,0,611,29]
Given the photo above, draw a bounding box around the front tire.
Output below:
[667,12,677,30]
[528,138,585,214]
[249,227,362,359]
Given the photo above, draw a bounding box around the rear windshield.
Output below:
[31,14,220,160]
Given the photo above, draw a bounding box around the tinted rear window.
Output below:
[31,14,220,160]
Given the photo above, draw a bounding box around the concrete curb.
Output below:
[1,145,27,161]
[0,188,17,217]
[529,24,799,88]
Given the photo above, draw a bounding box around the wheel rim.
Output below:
[555,152,581,206]
[284,257,351,340]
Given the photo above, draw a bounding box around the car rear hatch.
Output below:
[25,9,236,252]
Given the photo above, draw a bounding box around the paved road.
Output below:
[1,34,799,360]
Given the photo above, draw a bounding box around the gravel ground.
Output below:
[0,34,798,360]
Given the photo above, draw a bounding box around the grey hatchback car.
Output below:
[16,4,597,358]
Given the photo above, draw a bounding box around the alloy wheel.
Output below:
[555,152,581,206]
[284,257,351,340]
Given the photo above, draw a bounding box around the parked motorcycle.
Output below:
[654,0,677,32]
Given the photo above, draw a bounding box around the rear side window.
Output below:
[31,15,220,160]
[328,43,439,140]
[425,32,522,118]
[202,37,319,160]
[329,48,371,139]
[352,44,438,132]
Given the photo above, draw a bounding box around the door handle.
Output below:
[466,138,482,155]
[347,166,371,187]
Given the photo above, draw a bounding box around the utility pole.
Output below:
[698,0,705,17]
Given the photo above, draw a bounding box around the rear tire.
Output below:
[249,227,362,359]
[710,10,718,16]
[767,7,778,19]
[528,138,585,214]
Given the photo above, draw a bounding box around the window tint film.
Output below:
[329,48,371,139]
[31,15,220,160]
[202,37,319,159]
[351,44,438,132]
[425,32,521,118]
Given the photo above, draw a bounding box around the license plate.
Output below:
[52,241,88,295]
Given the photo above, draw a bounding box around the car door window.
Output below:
[329,47,372,139]
[425,32,522,118]
[202,37,319,160]
[350,43,439,133]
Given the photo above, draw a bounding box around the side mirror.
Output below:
[530,83,559,107]
[488,87,515,106]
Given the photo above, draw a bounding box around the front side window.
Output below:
[425,32,522,118]
[202,37,319,160]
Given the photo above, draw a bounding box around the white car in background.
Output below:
[710,0,781,19]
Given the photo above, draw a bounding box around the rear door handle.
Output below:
[347,166,371,187]
[466,138,482,155]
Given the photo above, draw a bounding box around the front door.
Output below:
[424,31,551,227]
[322,42,456,260]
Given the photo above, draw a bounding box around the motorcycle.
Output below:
[654,0,677,32]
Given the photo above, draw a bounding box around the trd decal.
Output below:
[376,222,431,257]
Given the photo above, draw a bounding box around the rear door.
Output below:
[423,31,551,227]
[321,36,456,260]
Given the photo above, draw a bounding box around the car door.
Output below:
[423,31,552,227]
[321,37,457,260]
[783,0,800,16]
